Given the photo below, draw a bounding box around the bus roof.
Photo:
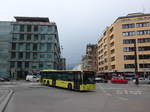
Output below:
[40,69,94,72]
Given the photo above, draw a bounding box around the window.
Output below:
[41,35,45,40]
[19,34,24,41]
[47,54,51,59]
[110,35,114,40]
[111,56,115,61]
[47,44,51,51]
[104,58,107,62]
[47,35,53,41]
[124,55,135,60]
[18,43,24,51]
[137,30,150,35]
[47,26,53,32]
[26,52,30,59]
[104,66,108,70]
[123,39,135,44]
[11,52,16,59]
[138,46,150,51]
[12,43,16,50]
[139,54,150,59]
[27,25,32,32]
[139,64,150,68]
[104,38,106,43]
[110,42,114,47]
[111,49,115,54]
[17,62,22,68]
[39,63,44,69]
[122,31,136,36]
[136,22,149,27]
[18,52,23,59]
[34,34,38,41]
[138,38,150,43]
[110,27,113,32]
[40,53,45,58]
[20,25,25,32]
[10,62,15,68]
[111,65,115,69]
[13,25,18,32]
[39,43,45,51]
[26,43,30,50]
[34,25,38,32]
[25,62,29,68]
[124,64,135,69]
[12,34,18,40]
[40,26,48,32]
[27,34,31,41]
[123,47,135,52]
[104,51,107,56]
[33,53,38,60]
[33,44,38,51]
[122,23,135,29]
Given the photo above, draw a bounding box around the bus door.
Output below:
[52,72,57,87]
[74,72,81,90]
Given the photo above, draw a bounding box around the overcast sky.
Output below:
[0,0,150,66]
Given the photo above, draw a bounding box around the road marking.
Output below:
[116,90,142,95]
[118,97,128,101]
[97,85,112,96]
[97,85,128,100]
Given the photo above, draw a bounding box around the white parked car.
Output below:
[133,77,150,84]
[26,75,40,82]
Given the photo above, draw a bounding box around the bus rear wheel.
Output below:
[68,84,72,90]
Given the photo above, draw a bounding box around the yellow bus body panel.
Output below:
[80,84,96,91]
[56,80,74,89]
[42,79,52,85]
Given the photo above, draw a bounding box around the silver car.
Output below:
[133,77,150,84]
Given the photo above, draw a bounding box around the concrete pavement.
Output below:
[0,88,13,112]
[3,82,150,112]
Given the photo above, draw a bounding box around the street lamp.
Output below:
[134,39,138,75]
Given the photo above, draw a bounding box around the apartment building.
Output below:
[0,17,65,79]
[82,44,98,72]
[97,13,150,76]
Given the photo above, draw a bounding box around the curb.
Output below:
[0,89,14,112]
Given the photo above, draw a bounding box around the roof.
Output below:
[114,13,150,23]
[14,16,49,22]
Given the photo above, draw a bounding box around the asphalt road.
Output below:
[3,82,150,112]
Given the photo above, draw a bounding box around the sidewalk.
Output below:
[0,89,10,105]
[0,80,18,85]
[0,88,13,112]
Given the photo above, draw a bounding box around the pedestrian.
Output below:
[135,74,139,86]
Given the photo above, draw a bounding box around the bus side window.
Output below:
[67,72,73,81]
[61,72,66,81]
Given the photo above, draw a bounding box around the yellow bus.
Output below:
[40,70,96,91]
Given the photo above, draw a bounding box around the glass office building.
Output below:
[0,17,65,79]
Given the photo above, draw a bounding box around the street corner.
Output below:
[0,89,14,112]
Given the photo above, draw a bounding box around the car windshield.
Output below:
[83,72,95,84]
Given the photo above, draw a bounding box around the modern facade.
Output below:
[0,22,11,77]
[60,58,66,70]
[82,44,98,72]
[0,17,65,79]
[97,13,150,76]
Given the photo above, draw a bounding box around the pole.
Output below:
[134,39,138,75]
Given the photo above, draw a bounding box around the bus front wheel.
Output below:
[68,84,72,90]
[46,81,49,86]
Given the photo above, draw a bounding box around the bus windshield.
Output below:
[83,72,95,84]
